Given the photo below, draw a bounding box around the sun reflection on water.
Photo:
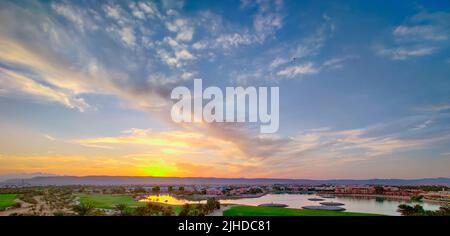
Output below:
[139,194,204,205]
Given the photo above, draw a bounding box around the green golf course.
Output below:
[0,194,17,210]
[77,194,183,214]
[223,205,381,216]
[76,194,381,216]
[78,194,144,209]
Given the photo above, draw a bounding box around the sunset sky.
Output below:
[1,0,450,179]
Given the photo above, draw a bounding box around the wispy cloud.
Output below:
[376,46,434,60]
[276,62,319,78]
[410,119,433,131]
[0,67,90,112]
[232,14,337,84]
[1,1,449,178]
[43,135,56,141]
[414,103,450,113]
[393,25,447,41]
[376,11,450,60]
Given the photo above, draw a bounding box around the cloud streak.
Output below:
[376,11,450,60]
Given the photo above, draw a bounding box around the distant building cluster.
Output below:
[334,186,450,201]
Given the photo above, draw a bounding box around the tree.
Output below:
[168,186,173,192]
[374,186,384,195]
[134,203,174,216]
[397,204,450,216]
[410,195,423,202]
[114,203,128,216]
[247,188,263,194]
[206,198,220,211]
[397,204,416,216]
[133,187,146,193]
[435,205,450,216]
[72,203,94,216]
[193,204,206,216]
[397,204,426,216]
[53,211,67,216]
[162,206,175,216]
[152,186,160,193]
[178,186,185,192]
[179,204,191,216]
[111,187,126,194]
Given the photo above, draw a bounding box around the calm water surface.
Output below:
[142,194,443,216]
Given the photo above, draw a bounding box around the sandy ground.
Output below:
[0,199,31,216]
[0,195,73,216]
[207,205,231,216]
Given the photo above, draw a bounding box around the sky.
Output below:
[0,0,450,179]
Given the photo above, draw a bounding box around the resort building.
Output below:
[335,186,376,194]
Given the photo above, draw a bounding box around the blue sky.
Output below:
[0,0,449,178]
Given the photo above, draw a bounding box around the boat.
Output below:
[320,202,345,206]
[302,205,346,211]
[258,203,288,207]
[319,195,336,199]
[308,198,325,201]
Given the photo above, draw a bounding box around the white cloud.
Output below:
[157,49,178,66]
[118,27,136,46]
[176,27,194,42]
[139,2,161,18]
[180,72,195,80]
[215,33,253,49]
[393,25,448,41]
[164,37,179,47]
[52,4,86,30]
[0,68,90,112]
[44,135,56,141]
[376,46,434,60]
[231,15,336,85]
[129,1,162,20]
[166,18,195,42]
[253,12,283,42]
[106,25,137,47]
[192,41,207,50]
[322,55,357,69]
[175,49,195,60]
[410,119,433,131]
[104,4,122,21]
[157,47,195,68]
[129,2,145,19]
[277,63,319,78]
[377,11,449,60]
[270,57,289,69]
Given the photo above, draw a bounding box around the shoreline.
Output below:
[330,193,450,205]
[151,192,449,205]
[176,193,267,201]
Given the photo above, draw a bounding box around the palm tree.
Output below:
[397,204,425,216]
[114,203,128,216]
[179,204,191,216]
[72,203,94,216]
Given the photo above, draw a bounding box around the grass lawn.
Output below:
[78,194,145,209]
[170,205,183,215]
[223,205,381,216]
[0,194,17,210]
[77,194,183,214]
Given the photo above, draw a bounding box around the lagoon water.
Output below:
[221,194,442,216]
[142,194,443,216]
